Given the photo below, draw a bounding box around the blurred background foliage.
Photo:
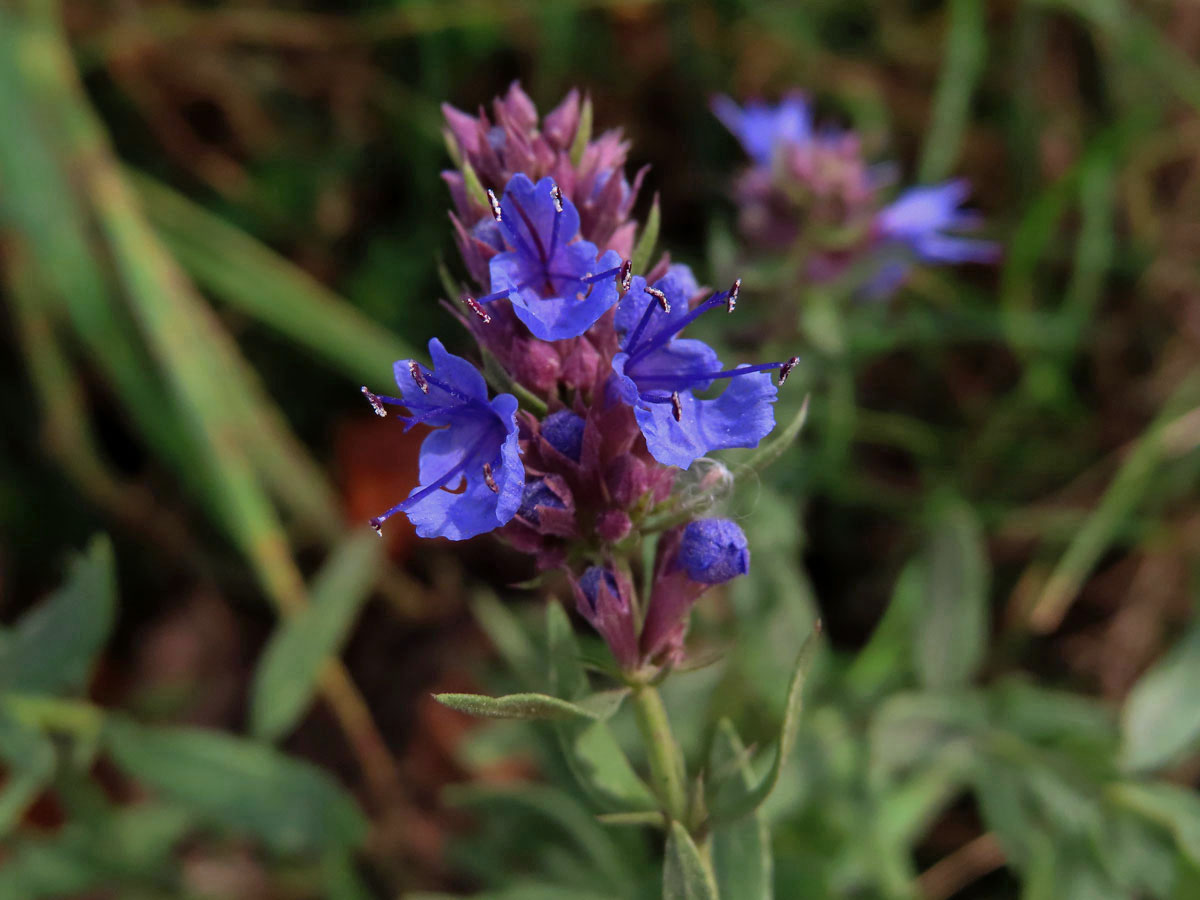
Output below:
[1,0,1199,897]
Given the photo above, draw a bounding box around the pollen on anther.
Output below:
[464,296,492,324]
[361,386,387,417]
[645,285,670,313]
[727,278,741,313]
[779,356,800,386]
[409,361,430,394]
[618,258,633,293]
[483,462,499,493]
[369,517,384,537]
[670,391,683,422]
[550,183,563,213]
[487,189,503,221]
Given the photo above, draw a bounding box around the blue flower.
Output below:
[468,174,627,341]
[861,180,998,298]
[608,265,796,469]
[678,519,750,584]
[711,93,813,166]
[361,338,523,540]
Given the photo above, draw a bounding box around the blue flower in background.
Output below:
[469,174,626,341]
[362,338,523,540]
[865,180,1000,297]
[711,93,813,166]
[608,266,796,469]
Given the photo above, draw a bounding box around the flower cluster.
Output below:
[713,92,999,296]
[363,84,795,672]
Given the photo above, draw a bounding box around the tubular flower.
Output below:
[640,519,751,663]
[468,174,626,341]
[571,566,639,671]
[608,266,796,469]
[711,93,813,166]
[361,339,523,541]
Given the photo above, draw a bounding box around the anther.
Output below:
[779,356,800,386]
[409,361,430,394]
[361,386,387,417]
[483,462,499,493]
[727,278,741,313]
[618,258,633,293]
[463,296,492,324]
[487,188,503,222]
[645,285,670,313]
[670,391,683,422]
[550,182,563,213]
[369,517,384,537]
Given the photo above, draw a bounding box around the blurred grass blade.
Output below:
[0,712,56,836]
[251,529,384,741]
[740,396,810,475]
[918,0,987,183]
[102,716,368,855]
[0,536,115,696]
[709,719,772,900]
[131,170,416,385]
[710,622,821,822]
[1120,623,1200,773]
[914,498,989,690]
[663,821,718,900]
[1030,375,1200,632]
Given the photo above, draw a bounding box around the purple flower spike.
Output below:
[363,338,523,541]
[572,566,639,671]
[711,93,813,166]
[608,265,789,469]
[474,174,624,341]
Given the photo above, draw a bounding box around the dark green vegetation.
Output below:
[1,1,1198,898]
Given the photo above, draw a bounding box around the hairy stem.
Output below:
[630,683,688,822]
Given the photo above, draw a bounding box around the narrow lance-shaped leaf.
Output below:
[663,821,719,900]
[250,530,384,741]
[914,497,989,690]
[0,535,116,696]
[631,193,661,275]
[434,691,610,721]
[709,622,822,822]
[709,719,773,900]
[1120,622,1200,772]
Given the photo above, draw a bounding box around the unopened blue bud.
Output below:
[679,519,749,584]
[541,410,586,462]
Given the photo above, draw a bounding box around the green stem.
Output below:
[631,684,688,822]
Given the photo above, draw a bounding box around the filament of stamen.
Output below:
[369,432,494,533]
[624,292,661,356]
[628,361,788,387]
[626,288,732,363]
[507,194,549,263]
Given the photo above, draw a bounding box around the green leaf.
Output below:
[663,821,718,900]
[434,691,601,721]
[471,590,542,685]
[0,711,55,836]
[250,529,383,741]
[709,720,772,900]
[570,95,593,168]
[631,193,661,274]
[709,622,821,822]
[461,157,490,210]
[101,716,367,854]
[1109,782,1200,868]
[918,0,987,183]
[1120,623,1200,772]
[546,603,656,811]
[914,498,990,689]
[0,536,115,695]
[739,396,810,475]
[845,559,923,698]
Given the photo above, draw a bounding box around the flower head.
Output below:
[711,93,813,166]
[361,338,523,540]
[608,265,794,469]
[469,174,626,341]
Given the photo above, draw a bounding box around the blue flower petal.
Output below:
[507,247,620,340]
[634,369,778,469]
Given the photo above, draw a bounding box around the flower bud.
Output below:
[541,409,586,462]
[571,566,638,670]
[678,519,749,584]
